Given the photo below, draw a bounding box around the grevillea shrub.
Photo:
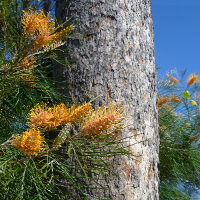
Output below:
[159,71,200,200]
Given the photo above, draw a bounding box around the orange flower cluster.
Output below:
[80,104,123,135]
[158,95,181,109]
[170,95,181,103]
[187,73,199,86]
[189,134,200,142]
[160,126,167,131]
[168,75,179,84]
[158,96,170,109]
[21,9,54,50]
[21,9,74,50]
[28,103,92,131]
[11,128,44,155]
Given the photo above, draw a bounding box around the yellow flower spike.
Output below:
[158,96,170,109]
[11,128,45,155]
[21,9,55,37]
[168,75,179,84]
[28,103,59,131]
[80,103,123,135]
[69,103,93,123]
[29,103,49,128]
[189,134,200,142]
[49,25,75,43]
[187,73,199,86]
[21,9,74,50]
[28,102,93,131]
[21,9,55,50]
[160,126,167,131]
[188,100,197,106]
[51,103,72,126]
[170,95,181,103]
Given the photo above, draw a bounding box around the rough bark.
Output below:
[56,0,159,199]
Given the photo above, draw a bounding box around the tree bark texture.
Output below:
[56,0,159,199]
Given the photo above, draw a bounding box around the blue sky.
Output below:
[151,0,200,79]
[151,1,200,198]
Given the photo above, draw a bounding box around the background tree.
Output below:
[159,72,200,200]
[56,0,159,199]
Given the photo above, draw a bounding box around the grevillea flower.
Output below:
[168,75,179,84]
[21,9,74,50]
[187,73,199,86]
[11,128,44,155]
[160,126,167,131]
[189,134,200,141]
[48,25,75,43]
[21,9,54,36]
[69,103,92,123]
[28,103,58,131]
[28,103,92,131]
[158,96,170,109]
[21,9,54,50]
[170,95,181,103]
[80,104,123,135]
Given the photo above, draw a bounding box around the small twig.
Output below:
[0,136,13,147]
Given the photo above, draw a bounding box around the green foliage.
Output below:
[0,122,130,200]
[160,182,191,200]
[159,72,200,199]
[0,0,70,142]
[0,1,131,199]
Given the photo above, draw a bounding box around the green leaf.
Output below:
[188,100,197,106]
[182,90,190,99]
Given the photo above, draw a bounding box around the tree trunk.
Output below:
[56,0,159,199]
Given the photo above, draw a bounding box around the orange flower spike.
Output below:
[170,95,181,103]
[28,103,49,128]
[70,103,93,123]
[21,9,39,36]
[21,9,55,50]
[160,126,167,131]
[51,103,71,126]
[168,75,179,84]
[21,9,54,36]
[189,134,200,142]
[28,103,58,130]
[81,104,123,135]
[49,25,75,43]
[12,129,44,155]
[158,96,170,109]
[187,73,199,86]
